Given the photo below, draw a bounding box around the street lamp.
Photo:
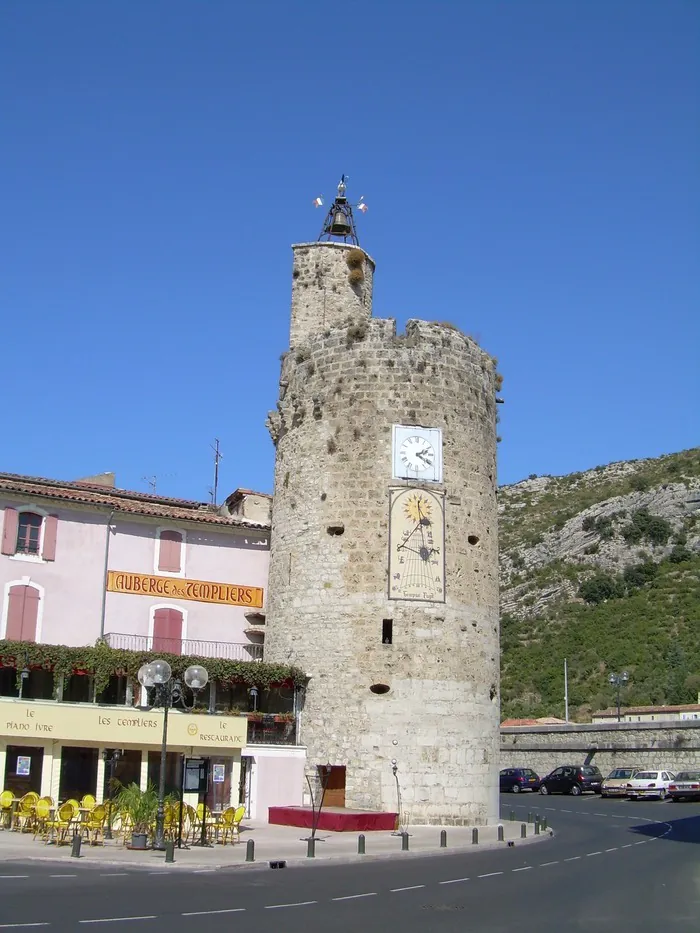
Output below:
[137,660,209,850]
[608,671,629,722]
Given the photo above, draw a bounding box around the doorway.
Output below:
[59,747,98,801]
[321,765,346,808]
[4,746,43,797]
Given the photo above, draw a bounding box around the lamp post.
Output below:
[608,671,629,722]
[137,660,209,851]
[102,749,121,840]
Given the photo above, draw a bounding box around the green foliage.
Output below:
[622,561,658,590]
[0,640,306,694]
[621,508,673,546]
[669,545,692,564]
[578,573,625,604]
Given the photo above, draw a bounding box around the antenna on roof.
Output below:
[209,438,224,505]
[142,475,158,493]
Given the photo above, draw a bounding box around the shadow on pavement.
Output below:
[630,812,700,845]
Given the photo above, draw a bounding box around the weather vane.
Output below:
[313,175,367,245]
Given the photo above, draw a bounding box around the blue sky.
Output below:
[2,0,698,500]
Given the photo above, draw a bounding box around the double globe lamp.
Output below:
[137,659,209,850]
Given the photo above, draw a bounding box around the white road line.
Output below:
[593,813,607,817]
[390,885,425,892]
[332,893,377,902]
[634,840,646,845]
[564,856,581,862]
[147,872,168,876]
[512,867,532,872]
[605,848,618,852]
[79,919,156,925]
[621,844,633,848]
[50,875,76,878]
[192,870,216,874]
[0,925,50,929]
[439,877,470,885]
[182,909,246,917]
[99,874,128,877]
[264,902,317,910]
[586,852,602,857]
[560,809,572,813]
[478,872,504,878]
[0,876,30,880]
[539,861,559,867]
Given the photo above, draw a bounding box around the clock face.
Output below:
[399,435,435,472]
[392,425,443,482]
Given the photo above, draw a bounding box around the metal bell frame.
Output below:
[318,175,360,246]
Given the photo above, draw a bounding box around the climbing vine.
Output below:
[0,639,306,694]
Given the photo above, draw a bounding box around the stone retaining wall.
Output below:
[501,721,700,775]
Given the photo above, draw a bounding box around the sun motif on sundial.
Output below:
[404,492,432,523]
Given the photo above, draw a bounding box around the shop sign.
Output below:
[16,756,31,776]
[1,700,247,749]
[212,763,226,783]
[107,571,263,608]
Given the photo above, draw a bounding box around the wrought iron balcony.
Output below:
[103,632,263,662]
[247,716,297,746]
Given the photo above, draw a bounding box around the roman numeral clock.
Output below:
[389,425,445,602]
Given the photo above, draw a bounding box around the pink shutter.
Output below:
[5,585,39,642]
[152,608,182,654]
[158,531,182,573]
[42,515,59,561]
[1,508,18,555]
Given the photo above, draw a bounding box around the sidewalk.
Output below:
[0,818,551,870]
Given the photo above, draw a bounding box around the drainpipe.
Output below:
[99,510,115,639]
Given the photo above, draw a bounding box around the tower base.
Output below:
[268,805,399,832]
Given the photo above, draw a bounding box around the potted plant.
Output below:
[114,782,159,850]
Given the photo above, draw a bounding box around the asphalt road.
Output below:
[1,794,699,931]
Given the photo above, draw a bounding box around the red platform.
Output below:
[268,806,399,832]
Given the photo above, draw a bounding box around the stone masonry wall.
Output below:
[265,241,501,825]
[501,721,700,776]
[289,242,374,349]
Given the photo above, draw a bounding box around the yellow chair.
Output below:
[231,805,246,843]
[80,794,96,811]
[82,804,107,845]
[45,802,76,845]
[117,810,133,846]
[0,790,15,829]
[214,807,236,845]
[15,793,38,833]
[32,799,52,840]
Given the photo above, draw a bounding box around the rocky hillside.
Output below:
[498,447,700,721]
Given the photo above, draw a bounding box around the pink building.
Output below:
[0,471,304,819]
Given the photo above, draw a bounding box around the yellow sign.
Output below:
[1,699,248,749]
[107,571,263,609]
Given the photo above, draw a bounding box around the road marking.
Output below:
[478,872,504,878]
[79,919,156,925]
[586,851,602,857]
[605,848,618,852]
[147,872,168,876]
[564,856,581,862]
[332,893,377,901]
[634,841,646,845]
[50,874,77,878]
[560,809,572,813]
[265,902,317,910]
[100,874,128,877]
[390,885,425,892]
[539,861,559,866]
[439,877,470,885]
[192,870,216,874]
[182,910,246,917]
[512,867,532,872]
[0,925,50,930]
[0,876,30,880]
[593,813,607,817]
[621,844,633,848]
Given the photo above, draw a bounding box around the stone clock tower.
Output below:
[265,181,500,825]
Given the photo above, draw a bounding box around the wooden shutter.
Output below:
[152,608,183,654]
[5,584,40,642]
[1,508,18,555]
[42,515,59,561]
[158,531,182,573]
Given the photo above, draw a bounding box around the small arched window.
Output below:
[16,513,43,555]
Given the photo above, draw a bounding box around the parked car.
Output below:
[626,769,676,800]
[600,767,640,798]
[499,768,541,793]
[668,771,700,802]
[539,765,603,796]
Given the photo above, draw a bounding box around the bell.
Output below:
[329,209,351,236]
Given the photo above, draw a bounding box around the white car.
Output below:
[626,769,676,800]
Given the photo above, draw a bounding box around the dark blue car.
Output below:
[499,768,542,793]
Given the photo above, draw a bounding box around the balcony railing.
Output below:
[103,632,263,662]
[247,717,297,746]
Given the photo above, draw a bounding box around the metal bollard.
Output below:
[534,821,540,835]
[401,832,409,851]
[472,827,479,845]
[246,839,255,862]
[70,833,82,858]
[358,834,366,855]
[165,840,175,863]
[541,817,547,830]
[497,825,504,842]
[527,812,533,824]
[521,823,527,838]
[307,837,316,858]
[535,814,540,826]
[440,830,447,848]
[510,810,516,822]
